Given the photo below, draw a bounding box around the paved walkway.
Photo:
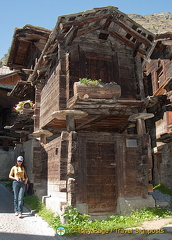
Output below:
[0,182,59,240]
[1,182,172,240]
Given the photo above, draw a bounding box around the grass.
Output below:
[23,194,172,235]
[24,194,61,229]
[1,179,172,235]
[62,206,172,235]
[23,196,172,235]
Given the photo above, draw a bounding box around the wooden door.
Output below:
[77,137,117,214]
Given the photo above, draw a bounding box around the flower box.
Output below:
[74,82,121,99]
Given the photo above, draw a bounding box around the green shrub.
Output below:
[61,206,171,235]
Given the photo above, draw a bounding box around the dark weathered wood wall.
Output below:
[39,129,150,214]
[39,28,144,129]
[145,60,172,94]
[76,132,149,214]
[40,64,61,128]
[68,42,140,100]
[145,59,172,132]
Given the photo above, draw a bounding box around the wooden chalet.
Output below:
[4,24,51,146]
[7,6,159,216]
[2,24,51,186]
[0,66,21,150]
[0,66,22,178]
[144,32,172,191]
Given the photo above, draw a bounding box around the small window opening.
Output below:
[147,35,154,42]
[56,148,59,155]
[99,32,109,40]
[126,33,132,40]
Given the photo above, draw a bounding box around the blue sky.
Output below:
[0,0,172,60]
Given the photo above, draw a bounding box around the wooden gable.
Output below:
[8,25,51,71]
[28,6,155,84]
[27,6,156,134]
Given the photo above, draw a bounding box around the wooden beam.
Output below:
[66,114,75,131]
[102,16,113,29]
[43,52,57,61]
[76,115,101,130]
[65,26,78,46]
[37,67,48,76]
[109,31,146,55]
[113,19,153,47]
[22,68,34,74]
[17,37,31,43]
[60,14,108,31]
[77,25,101,38]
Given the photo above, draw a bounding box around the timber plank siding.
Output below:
[76,132,149,215]
[7,6,158,216]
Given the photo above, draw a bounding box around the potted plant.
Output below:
[73,78,121,99]
[14,100,35,113]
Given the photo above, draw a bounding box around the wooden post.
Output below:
[34,83,42,131]
[135,55,145,99]
[20,133,27,142]
[136,118,146,135]
[128,113,154,135]
[3,138,9,151]
[66,114,75,132]
[40,134,46,144]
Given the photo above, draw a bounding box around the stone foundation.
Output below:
[116,195,155,215]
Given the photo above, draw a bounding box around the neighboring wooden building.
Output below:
[144,32,172,190]
[0,66,21,150]
[4,25,51,187]
[7,6,159,216]
[0,66,21,178]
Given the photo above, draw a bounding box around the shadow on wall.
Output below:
[0,148,15,179]
[13,138,48,200]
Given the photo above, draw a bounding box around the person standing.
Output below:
[9,156,28,218]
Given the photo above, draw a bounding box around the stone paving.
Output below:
[0,182,58,240]
[1,182,172,240]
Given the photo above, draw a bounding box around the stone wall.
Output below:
[159,142,172,190]
[44,134,68,213]
[0,147,15,179]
